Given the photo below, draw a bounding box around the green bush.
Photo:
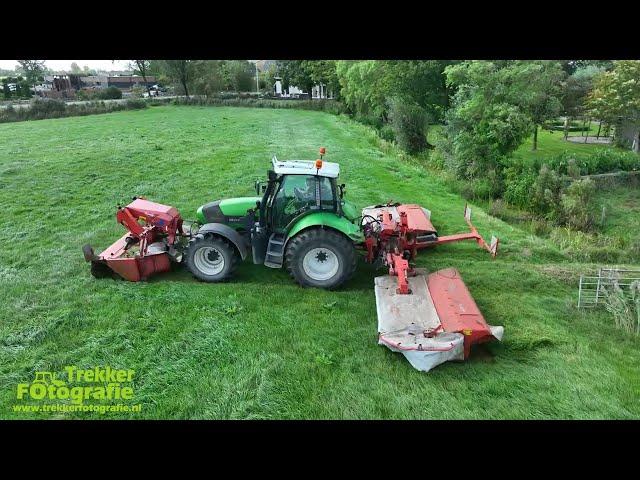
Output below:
[386,98,429,154]
[25,98,67,120]
[515,149,640,177]
[125,99,147,109]
[169,96,346,114]
[503,165,537,208]
[0,97,147,123]
[531,165,564,217]
[560,178,597,231]
[97,87,123,100]
[602,281,640,335]
[378,125,395,143]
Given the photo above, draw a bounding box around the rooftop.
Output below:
[271,156,339,178]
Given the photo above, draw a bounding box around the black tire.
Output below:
[285,228,357,289]
[184,233,237,282]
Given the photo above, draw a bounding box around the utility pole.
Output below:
[255,61,260,93]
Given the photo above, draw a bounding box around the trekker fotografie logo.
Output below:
[13,366,142,415]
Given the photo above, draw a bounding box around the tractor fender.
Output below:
[286,212,364,245]
[196,223,249,260]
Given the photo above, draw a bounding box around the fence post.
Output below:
[578,275,583,307]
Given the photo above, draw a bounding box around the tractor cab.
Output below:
[259,156,341,233]
[250,153,350,269]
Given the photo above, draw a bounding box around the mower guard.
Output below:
[376,268,503,372]
[86,233,171,282]
[83,198,183,282]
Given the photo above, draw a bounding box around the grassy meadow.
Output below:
[1,105,639,419]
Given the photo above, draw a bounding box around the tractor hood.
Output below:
[196,197,260,225]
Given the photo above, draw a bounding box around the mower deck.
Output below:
[375,268,503,372]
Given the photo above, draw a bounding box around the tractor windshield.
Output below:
[270,175,335,230]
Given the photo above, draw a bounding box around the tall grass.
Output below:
[167,96,346,115]
[603,280,640,335]
[0,98,148,123]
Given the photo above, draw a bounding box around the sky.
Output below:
[0,60,132,71]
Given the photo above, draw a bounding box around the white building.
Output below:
[273,77,332,99]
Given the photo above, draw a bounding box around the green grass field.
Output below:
[2,106,639,419]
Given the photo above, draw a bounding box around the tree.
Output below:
[261,62,277,94]
[163,60,195,97]
[441,61,534,182]
[16,60,45,96]
[588,60,640,152]
[276,60,314,97]
[70,62,82,74]
[192,60,225,97]
[221,60,255,92]
[517,61,565,150]
[561,64,605,139]
[336,60,454,123]
[132,60,152,97]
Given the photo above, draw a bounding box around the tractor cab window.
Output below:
[318,176,336,211]
[270,175,335,230]
[271,175,317,229]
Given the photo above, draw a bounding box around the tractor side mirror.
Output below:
[255,180,260,195]
[339,183,346,198]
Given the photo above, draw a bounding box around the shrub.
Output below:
[169,95,346,114]
[530,219,551,236]
[560,178,597,231]
[471,179,494,200]
[602,281,640,335]
[488,198,506,218]
[125,99,147,110]
[0,97,148,123]
[386,98,429,154]
[504,165,537,208]
[531,164,564,220]
[97,86,123,100]
[378,125,395,143]
[28,98,66,119]
[566,158,581,179]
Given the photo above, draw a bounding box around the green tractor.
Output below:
[84,148,504,372]
[183,151,363,289]
[85,147,495,289]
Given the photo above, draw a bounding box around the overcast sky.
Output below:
[0,60,132,71]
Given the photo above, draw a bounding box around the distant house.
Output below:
[273,77,333,99]
[106,75,156,90]
[80,75,109,89]
[42,74,82,98]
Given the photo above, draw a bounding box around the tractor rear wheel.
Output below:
[285,228,356,289]
[184,234,237,282]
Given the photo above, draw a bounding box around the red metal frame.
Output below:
[416,205,499,257]
[364,203,500,358]
[91,198,185,281]
[427,268,496,358]
[364,203,498,296]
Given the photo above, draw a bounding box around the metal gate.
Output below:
[578,268,640,308]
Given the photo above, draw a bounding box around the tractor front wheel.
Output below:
[285,228,356,289]
[184,234,237,282]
